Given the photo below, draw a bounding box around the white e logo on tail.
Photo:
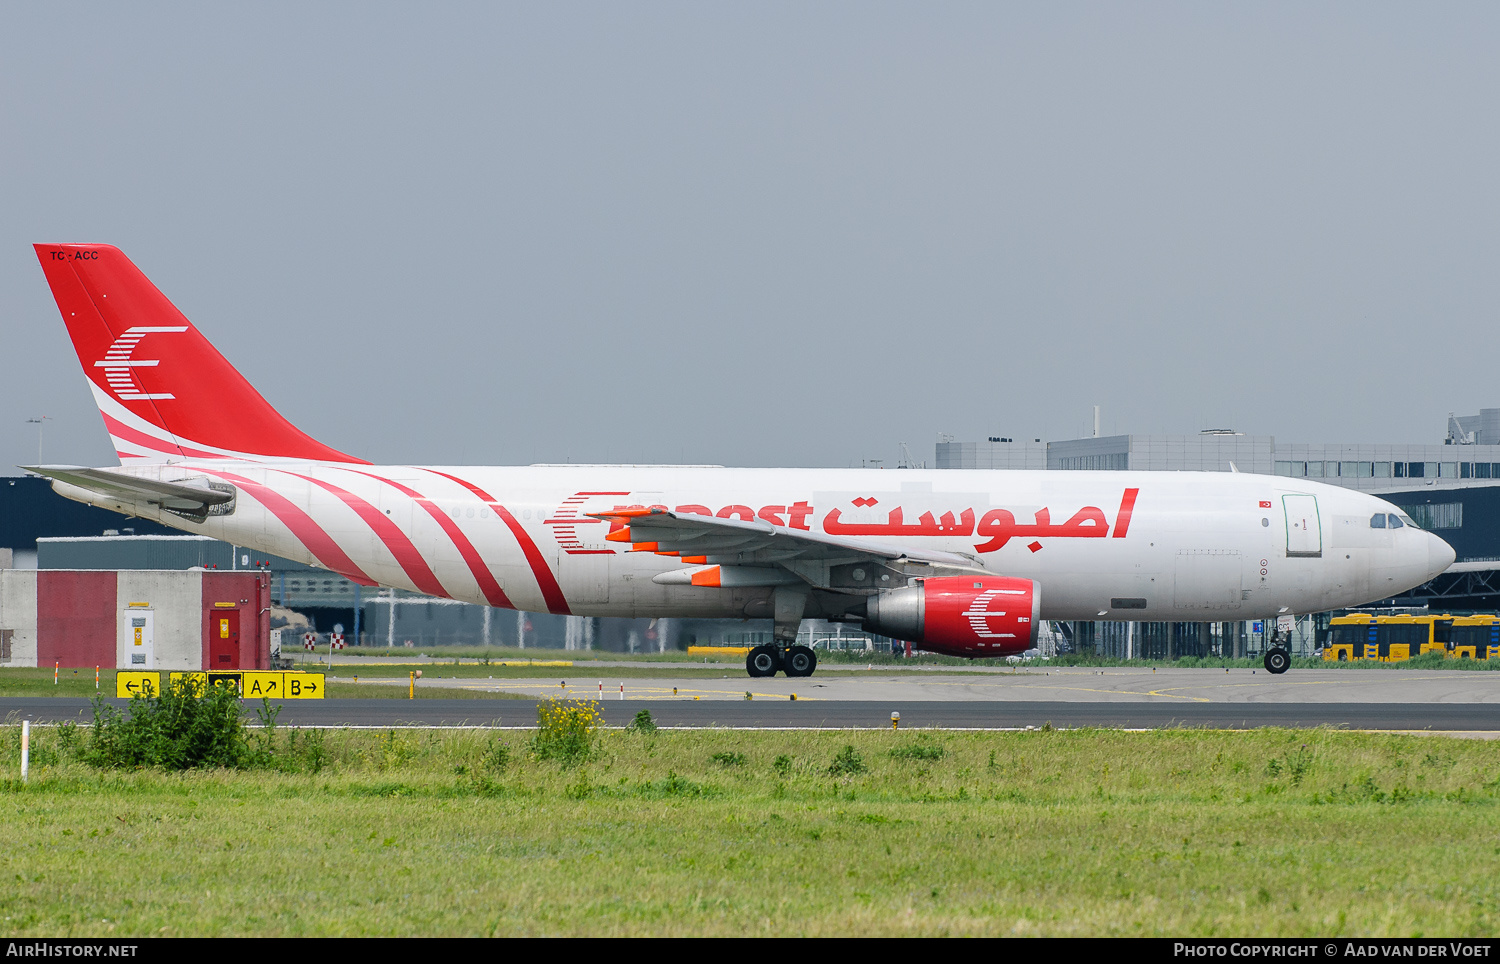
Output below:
[93,326,188,401]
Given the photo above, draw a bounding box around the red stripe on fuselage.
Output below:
[420,469,571,615]
[275,470,450,599]
[193,468,377,586]
[341,470,516,610]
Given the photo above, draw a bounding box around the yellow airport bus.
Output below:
[1323,614,1500,662]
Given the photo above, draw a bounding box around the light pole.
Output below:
[25,416,49,465]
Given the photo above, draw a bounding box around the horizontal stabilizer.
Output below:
[24,465,235,522]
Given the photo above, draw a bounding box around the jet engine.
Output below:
[863,575,1040,657]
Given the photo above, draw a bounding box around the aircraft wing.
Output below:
[1443,560,1500,573]
[588,507,988,589]
[23,465,235,521]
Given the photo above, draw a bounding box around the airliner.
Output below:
[29,244,1454,677]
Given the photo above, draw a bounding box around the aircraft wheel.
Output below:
[746,645,780,678]
[784,645,817,677]
[1263,647,1291,675]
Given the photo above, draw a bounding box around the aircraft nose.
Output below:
[1427,532,1456,580]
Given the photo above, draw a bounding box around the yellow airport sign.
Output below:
[169,671,242,693]
[168,671,207,695]
[242,671,286,699]
[207,671,242,692]
[116,672,159,698]
[126,671,324,700]
[284,673,325,699]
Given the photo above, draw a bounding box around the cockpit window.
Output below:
[1370,513,1387,528]
[1388,513,1405,529]
[1395,513,1419,529]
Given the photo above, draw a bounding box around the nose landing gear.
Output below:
[1263,646,1291,674]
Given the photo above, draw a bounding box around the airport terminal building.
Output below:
[937,409,1500,658]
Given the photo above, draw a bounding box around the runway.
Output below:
[344,665,1500,704]
[3,666,1499,730]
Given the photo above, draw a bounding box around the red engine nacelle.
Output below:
[863,575,1040,657]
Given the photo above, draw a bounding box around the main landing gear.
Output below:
[745,585,818,678]
[746,643,818,678]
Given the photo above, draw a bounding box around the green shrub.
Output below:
[710,751,746,767]
[483,739,512,772]
[85,677,250,770]
[637,771,717,798]
[531,698,601,766]
[247,698,280,770]
[627,709,657,733]
[281,728,328,774]
[890,740,945,762]
[1265,745,1312,786]
[55,720,80,754]
[827,744,866,776]
[27,735,61,768]
[369,730,418,771]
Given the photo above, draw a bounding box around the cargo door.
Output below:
[564,555,609,605]
[210,610,240,669]
[1283,494,1322,558]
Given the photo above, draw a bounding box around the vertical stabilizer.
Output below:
[34,244,365,463]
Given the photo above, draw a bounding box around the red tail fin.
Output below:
[34,244,365,464]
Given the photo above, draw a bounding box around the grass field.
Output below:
[316,662,877,680]
[0,668,116,699]
[2,723,1498,936]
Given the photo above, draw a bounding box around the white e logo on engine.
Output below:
[963,588,1027,638]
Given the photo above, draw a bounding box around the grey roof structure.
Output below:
[937,407,1500,495]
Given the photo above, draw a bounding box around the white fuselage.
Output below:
[54,462,1455,623]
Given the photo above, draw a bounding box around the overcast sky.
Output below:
[4,4,1498,472]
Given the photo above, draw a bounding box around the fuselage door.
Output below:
[1283,494,1322,558]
